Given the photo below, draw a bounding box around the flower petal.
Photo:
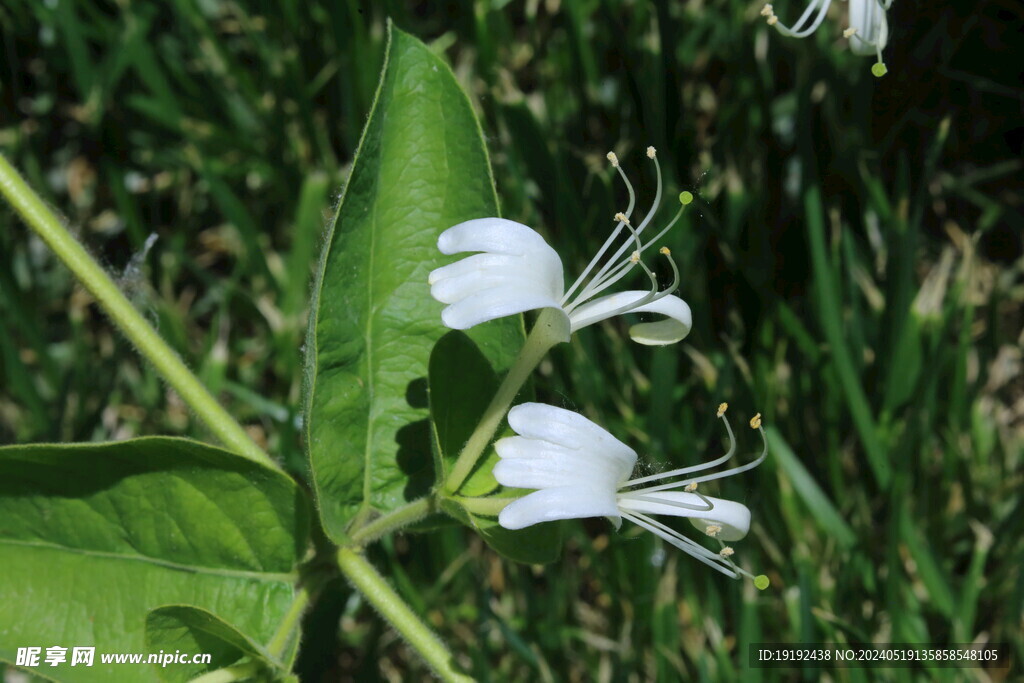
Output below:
[438,218,562,263]
[493,448,630,491]
[429,219,566,330]
[498,486,620,530]
[848,0,888,55]
[567,291,692,345]
[439,289,565,330]
[617,491,751,541]
[506,403,636,477]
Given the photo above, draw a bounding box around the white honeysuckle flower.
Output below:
[493,401,770,583]
[428,147,694,346]
[761,0,894,77]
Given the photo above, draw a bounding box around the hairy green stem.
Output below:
[455,495,516,516]
[444,308,570,493]
[337,547,473,683]
[0,154,275,469]
[349,496,435,546]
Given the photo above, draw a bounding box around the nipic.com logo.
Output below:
[15,646,212,668]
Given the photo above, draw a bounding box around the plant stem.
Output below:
[350,496,435,546]
[266,568,332,663]
[455,495,516,516]
[444,308,570,494]
[0,154,275,469]
[337,547,474,683]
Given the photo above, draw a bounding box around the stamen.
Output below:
[717,402,728,418]
[750,413,762,429]
[607,151,619,167]
[705,524,722,537]
[843,27,857,38]
[623,409,737,487]
[629,418,767,493]
[684,482,698,493]
[614,212,630,225]
[766,0,832,38]
[646,146,656,159]
[629,251,640,263]
[720,547,735,557]
[622,511,739,578]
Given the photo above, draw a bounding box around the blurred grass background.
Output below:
[1,0,1022,681]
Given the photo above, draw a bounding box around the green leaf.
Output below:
[304,23,523,543]
[430,331,562,564]
[0,438,309,682]
[145,606,281,683]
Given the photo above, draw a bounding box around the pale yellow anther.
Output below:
[717,402,728,417]
[760,4,774,17]
[684,482,698,493]
[750,413,762,430]
[659,246,671,255]
[646,146,656,159]
[629,251,641,264]
[606,151,619,167]
[705,525,722,538]
[720,547,735,558]
[843,27,857,38]
[767,15,778,25]
[614,212,630,225]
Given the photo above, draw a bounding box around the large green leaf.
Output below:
[430,332,562,564]
[304,23,523,542]
[0,438,309,682]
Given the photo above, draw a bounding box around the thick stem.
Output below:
[0,155,275,469]
[349,496,435,546]
[443,308,570,494]
[337,548,474,683]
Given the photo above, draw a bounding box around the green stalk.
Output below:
[0,154,275,469]
[350,495,435,546]
[443,307,570,493]
[337,547,474,683]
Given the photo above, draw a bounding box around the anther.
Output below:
[843,27,857,38]
[659,246,671,255]
[760,4,773,17]
[705,525,722,537]
[684,482,698,493]
[717,402,728,418]
[720,547,735,557]
[606,151,619,167]
[646,146,656,159]
[629,251,641,264]
[767,15,778,25]
[614,212,630,225]
[750,413,762,429]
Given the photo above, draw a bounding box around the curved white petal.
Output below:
[848,0,888,55]
[617,492,751,541]
[567,291,692,345]
[429,219,566,330]
[506,403,637,476]
[438,218,560,260]
[498,486,620,530]
[493,449,630,491]
[439,289,564,330]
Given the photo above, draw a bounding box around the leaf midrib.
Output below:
[0,537,297,583]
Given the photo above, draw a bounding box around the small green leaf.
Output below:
[145,606,280,683]
[0,438,309,682]
[303,23,523,543]
[430,331,562,564]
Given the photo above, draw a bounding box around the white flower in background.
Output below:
[493,401,770,584]
[428,148,693,346]
[760,0,894,77]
